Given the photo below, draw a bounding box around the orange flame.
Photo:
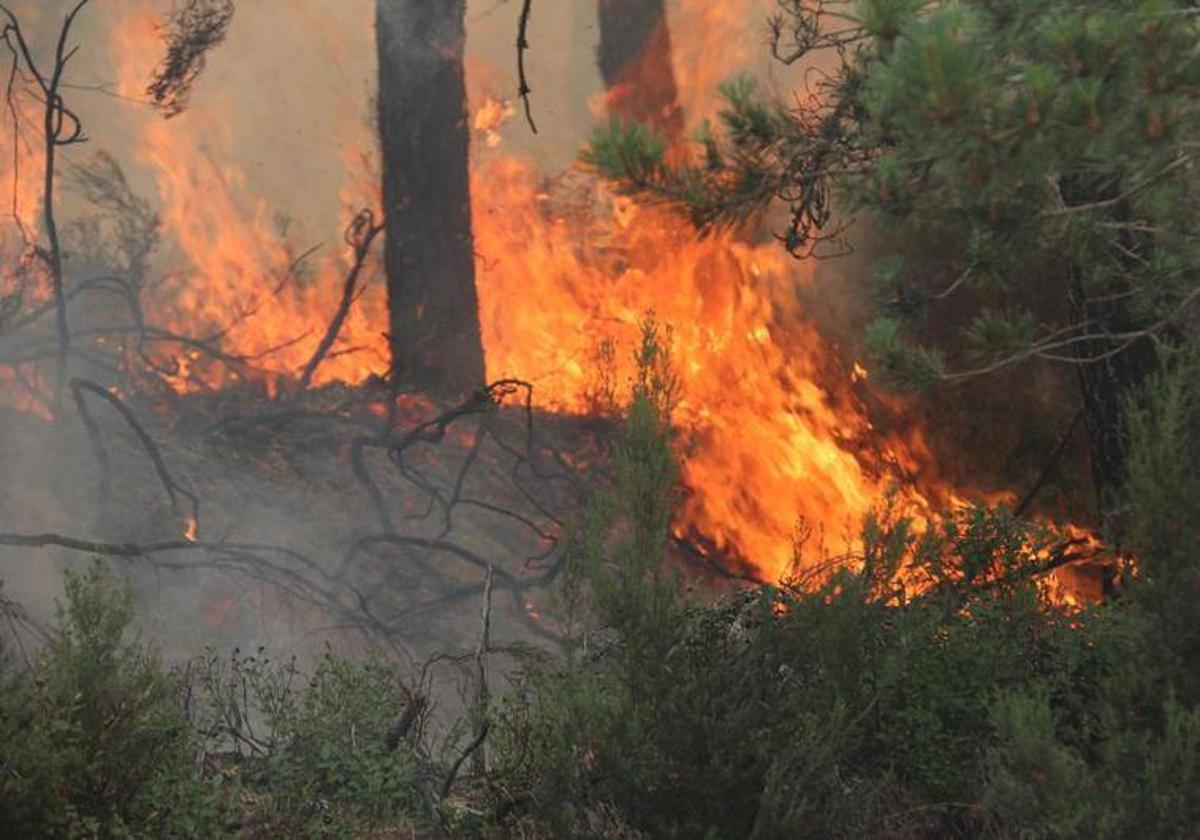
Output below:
[108,4,388,393]
[473,156,955,579]
[28,0,1098,598]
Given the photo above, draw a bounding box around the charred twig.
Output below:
[389,380,527,458]
[351,435,396,532]
[460,497,557,544]
[6,274,141,336]
[298,209,383,389]
[516,0,537,133]
[370,379,549,529]
[343,533,559,642]
[70,377,112,512]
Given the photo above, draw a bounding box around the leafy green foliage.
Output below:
[2,346,1199,838]
[0,564,430,838]
[280,655,420,822]
[0,561,231,837]
[191,644,425,836]
[485,348,1200,838]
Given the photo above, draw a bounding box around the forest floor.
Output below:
[0,382,623,713]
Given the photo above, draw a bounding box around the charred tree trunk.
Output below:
[596,0,683,139]
[376,0,484,396]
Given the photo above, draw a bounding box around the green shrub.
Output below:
[489,346,1200,838]
[191,644,426,837]
[0,560,232,838]
[0,563,430,838]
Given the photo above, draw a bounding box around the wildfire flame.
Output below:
[0,0,1113,597]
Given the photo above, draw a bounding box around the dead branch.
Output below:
[298,209,383,389]
[441,720,490,801]
[516,0,537,133]
[7,274,141,335]
[389,380,527,458]
[70,376,112,511]
[0,530,404,650]
[352,379,543,534]
[1,0,93,393]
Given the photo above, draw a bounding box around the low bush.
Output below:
[486,348,1200,839]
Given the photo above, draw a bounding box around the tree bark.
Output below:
[596,0,683,140]
[376,0,484,396]
[1070,277,1159,516]
[1057,170,1165,517]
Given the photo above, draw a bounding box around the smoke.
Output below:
[0,0,859,664]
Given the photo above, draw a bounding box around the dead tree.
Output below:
[376,0,485,397]
[596,0,683,140]
[1,1,93,394]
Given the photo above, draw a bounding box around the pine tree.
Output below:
[585,0,1200,509]
[376,0,485,396]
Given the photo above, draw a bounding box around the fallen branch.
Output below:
[343,533,560,642]
[0,530,402,649]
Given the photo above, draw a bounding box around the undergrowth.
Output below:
[1,336,1197,838]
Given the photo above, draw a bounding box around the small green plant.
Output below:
[0,560,232,837]
[191,643,426,836]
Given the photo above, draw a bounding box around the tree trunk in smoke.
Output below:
[596,0,684,139]
[376,0,485,396]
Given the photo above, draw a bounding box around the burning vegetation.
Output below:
[0,1,1198,837]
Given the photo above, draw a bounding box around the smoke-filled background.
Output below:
[0,0,823,663]
[0,0,1087,677]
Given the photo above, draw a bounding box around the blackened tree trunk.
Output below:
[596,0,683,139]
[377,0,484,396]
